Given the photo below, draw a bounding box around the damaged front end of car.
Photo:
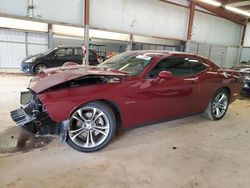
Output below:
[10,65,129,144]
[10,90,59,136]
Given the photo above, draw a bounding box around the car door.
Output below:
[53,48,67,67]
[73,48,83,64]
[89,50,98,65]
[187,57,213,111]
[125,57,200,127]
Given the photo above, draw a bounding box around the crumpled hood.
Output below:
[28,65,129,93]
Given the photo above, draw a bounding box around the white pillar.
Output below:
[84,25,89,65]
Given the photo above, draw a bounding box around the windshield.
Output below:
[42,48,57,56]
[98,52,153,76]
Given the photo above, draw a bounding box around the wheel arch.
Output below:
[69,99,122,132]
[218,86,231,101]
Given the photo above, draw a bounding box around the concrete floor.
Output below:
[0,73,250,188]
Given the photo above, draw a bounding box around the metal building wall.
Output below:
[225,47,239,68]
[240,48,250,63]
[0,0,84,25]
[192,11,241,46]
[27,32,48,56]
[0,28,48,68]
[53,37,83,47]
[52,36,127,53]
[90,0,189,40]
[0,29,26,68]
[243,23,250,47]
[187,43,240,68]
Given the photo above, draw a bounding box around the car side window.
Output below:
[188,59,207,74]
[66,48,73,56]
[55,49,66,57]
[147,58,192,79]
[75,48,82,56]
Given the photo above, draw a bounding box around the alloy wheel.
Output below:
[212,92,228,118]
[68,107,111,149]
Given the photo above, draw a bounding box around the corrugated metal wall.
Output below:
[27,32,48,56]
[225,47,239,68]
[0,29,26,68]
[90,0,189,40]
[210,45,227,67]
[187,42,241,68]
[244,23,250,47]
[193,11,241,46]
[0,28,48,68]
[0,0,84,25]
[53,36,127,53]
[134,43,180,51]
[240,48,250,63]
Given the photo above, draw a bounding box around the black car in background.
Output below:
[21,46,99,74]
[236,61,250,96]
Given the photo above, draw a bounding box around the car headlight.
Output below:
[25,57,36,63]
[20,91,33,105]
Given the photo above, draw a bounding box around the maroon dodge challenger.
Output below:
[11,51,243,152]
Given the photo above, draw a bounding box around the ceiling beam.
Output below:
[236,5,250,10]
[192,0,247,25]
[218,0,248,5]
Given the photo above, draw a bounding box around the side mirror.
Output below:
[157,71,173,80]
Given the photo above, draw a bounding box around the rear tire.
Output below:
[203,89,229,121]
[66,102,116,152]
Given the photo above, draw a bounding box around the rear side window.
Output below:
[66,48,73,56]
[188,59,207,74]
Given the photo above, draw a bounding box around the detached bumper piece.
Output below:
[10,108,59,135]
[10,108,37,133]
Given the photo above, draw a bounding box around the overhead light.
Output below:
[199,0,222,7]
[225,6,250,17]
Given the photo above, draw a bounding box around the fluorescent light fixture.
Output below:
[53,25,130,41]
[52,24,84,37]
[225,5,250,17]
[0,17,48,32]
[199,0,222,7]
[89,29,130,41]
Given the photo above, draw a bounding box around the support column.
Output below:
[187,1,195,41]
[25,32,28,56]
[83,0,90,65]
[48,23,53,49]
[84,25,89,65]
[127,34,133,51]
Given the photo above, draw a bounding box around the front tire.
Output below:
[66,102,116,152]
[203,89,229,121]
[34,64,48,74]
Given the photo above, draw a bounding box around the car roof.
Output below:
[57,45,81,49]
[125,50,199,57]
